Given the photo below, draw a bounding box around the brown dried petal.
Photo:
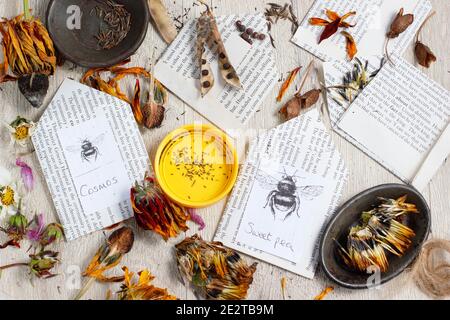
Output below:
[108,226,134,255]
[387,8,414,38]
[415,41,436,68]
[279,89,321,121]
[142,101,165,129]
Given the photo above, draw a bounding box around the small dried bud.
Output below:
[108,226,134,255]
[40,223,64,247]
[8,212,28,233]
[29,250,59,279]
[387,8,414,38]
[415,42,436,68]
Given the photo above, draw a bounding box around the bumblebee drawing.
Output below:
[254,167,324,221]
[65,134,105,163]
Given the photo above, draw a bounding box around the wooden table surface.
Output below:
[0,0,448,300]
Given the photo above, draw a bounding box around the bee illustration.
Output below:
[65,134,105,163]
[254,167,324,221]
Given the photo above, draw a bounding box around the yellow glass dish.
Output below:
[154,124,238,208]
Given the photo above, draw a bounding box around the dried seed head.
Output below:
[387,8,414,38]
[108,226,134,255]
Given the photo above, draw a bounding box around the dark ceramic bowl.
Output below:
[46,0,149,67]
[320,183,431,289]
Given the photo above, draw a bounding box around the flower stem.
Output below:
[74,277,96,300]
[23,0,31,20]
[0,262,28,270]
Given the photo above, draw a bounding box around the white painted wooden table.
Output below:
[0,0,448,300]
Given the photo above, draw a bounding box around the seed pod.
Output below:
[279,89,321,121]
[415,42,436,68]
[148,0,178,44]
[387,8,414,38]
[196,13,215,97]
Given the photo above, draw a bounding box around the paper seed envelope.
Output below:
[155,14,278,131]
[33,79,150,241]
[215,109,348,278]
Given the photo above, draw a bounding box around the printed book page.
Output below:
[337,55,450,188]
[214,109,348,278]
[32,79,150,241]
[155,14,278,131]
[291,0,431,62]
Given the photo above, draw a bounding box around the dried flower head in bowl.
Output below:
[175,234,257,300]
[0,0,57,108]
[131,174,190,241]
[320,184,430,289]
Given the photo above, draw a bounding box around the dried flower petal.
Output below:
[341,31,357,60]
[16,158,34,191]
[176,234,257,300]
[26,213,45,242]
[314,286,334,300]
[309,10,356,44]
[277,67,301,102]
[117,267,177,300]
[131,174,190,241]
[189,209,206,231]
[319,18,341,43]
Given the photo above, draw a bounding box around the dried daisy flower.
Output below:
[117,267,177,300]
[0,0,57,108]
[0,200,27,249]
[0,184,19,218]
[131,174,190,241]
[6,116,36,147]
[75,226,134,300]
[175,234,257,300]
[338,196,418,273]
[0,250,59,279]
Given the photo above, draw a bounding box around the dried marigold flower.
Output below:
[175,234,257,300]
[74,226,134,300]
[131,174,190,241]
[117,267,177,300]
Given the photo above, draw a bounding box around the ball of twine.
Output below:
[412,238,450,299]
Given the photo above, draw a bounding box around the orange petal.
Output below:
[341,31,357,60]
[276,67,301,102]
[341,11,356,21]
[314,286,334,300]
[309,17,330,26]
[325,9,340,21]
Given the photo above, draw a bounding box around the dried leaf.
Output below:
[341,31,357,60]
[314,286,334,300]
[387,8,414,38]
[277,67,301,102]
[148,0,178,44]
